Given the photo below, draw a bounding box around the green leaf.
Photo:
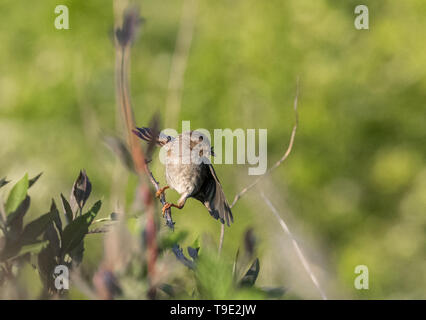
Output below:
[191,236,200,251]
[43,221,61,259]
[6,196,31,239]
[0,177,10,189]
[159,283,175,297]
[60,193,73,225]
[38,222,61,291]
[20,211,55,245]
[69,170,92,215]
[11,240,49,260]
[61,200,101,257]
[1,239,49,262]
[232,248,240,280]
[49,199,62,233]
[5,174,29,215]
[28,172,43,189]
[239,258,260,287]
[69,241,85,265]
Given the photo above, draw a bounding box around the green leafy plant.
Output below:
[0,171,105,294]
[37,170,103,293]
[0,173,51,283]
[163,229,286,300]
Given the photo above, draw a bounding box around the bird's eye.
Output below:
[199,135,204,141]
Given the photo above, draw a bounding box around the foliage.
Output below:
[0,174,51,268]
[0,171,104,295]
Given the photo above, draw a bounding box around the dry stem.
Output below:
[261,192,327,300]
[219,79,300,254]
[113,5,159,299]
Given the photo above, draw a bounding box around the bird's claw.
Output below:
[162,202,172,217]
[156,186,169,198]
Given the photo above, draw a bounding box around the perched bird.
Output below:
[133,127,233,226]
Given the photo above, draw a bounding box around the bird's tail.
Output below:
[210,181,234,227]
[195,164,234,226]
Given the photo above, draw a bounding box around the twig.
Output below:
[218,79,300,255]
[218,223,225,256]
[147,168,175,229]
[88,227,110,234]
[260,192,327,300]
[92,217,114,225]
[231,79,299,209]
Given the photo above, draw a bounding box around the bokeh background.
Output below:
[1,0,425,299]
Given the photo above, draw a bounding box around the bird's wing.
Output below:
[133,127,173,146]
[194,163,234,226]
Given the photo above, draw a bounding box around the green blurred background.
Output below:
[1,0,425,299]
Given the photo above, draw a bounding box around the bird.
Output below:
[133,127,233,226]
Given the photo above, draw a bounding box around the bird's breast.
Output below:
[164,137,209,196]
[165,161,205,196]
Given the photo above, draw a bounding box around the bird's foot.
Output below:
[156,185,170,198]
[162,202,173,217]
[161,201,185,217]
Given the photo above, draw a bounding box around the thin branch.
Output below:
[88,227,110,235]
[218,223,225,255]
[260,191,327,300]
[230,79,299,209]
[147,168,175,229]
[218,79,300,255]
[92,218,114,225]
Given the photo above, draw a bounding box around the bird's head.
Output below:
[187,131,215,159]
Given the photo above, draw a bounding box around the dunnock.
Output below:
[133,127,233,226]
